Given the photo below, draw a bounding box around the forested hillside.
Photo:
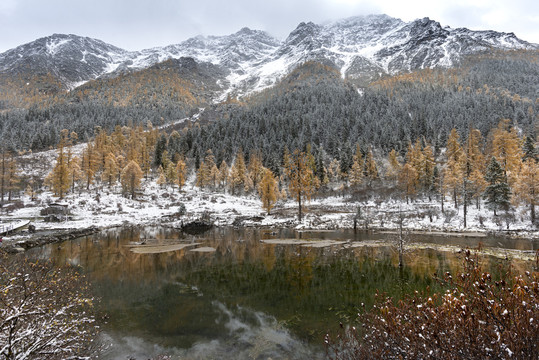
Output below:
[0,58,220,150]
[177,51,538,170]
[0,49,537,157]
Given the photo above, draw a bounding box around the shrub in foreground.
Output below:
[326,250,538,359]
[0,253,99,359]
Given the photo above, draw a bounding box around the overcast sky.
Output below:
[1,0,538,53]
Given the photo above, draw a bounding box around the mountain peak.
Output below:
[235,27,256,35]
[1,14,536,97]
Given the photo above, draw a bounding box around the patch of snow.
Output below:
[69,80,88,90]
[46,38,71,56]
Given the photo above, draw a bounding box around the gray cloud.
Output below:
[0,0,537,53]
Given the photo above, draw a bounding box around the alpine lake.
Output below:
[25,226,538,359]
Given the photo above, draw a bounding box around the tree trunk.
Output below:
[463,198,467,228]
[398,214,404,267]
[441,192,444,214]
[463,181,467,228]
[1,151,5,204]
[298,191,302,221]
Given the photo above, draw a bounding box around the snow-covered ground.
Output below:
[2,146,538,241]
[2,170,538,244]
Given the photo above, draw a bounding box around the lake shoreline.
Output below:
[2,215,537,254]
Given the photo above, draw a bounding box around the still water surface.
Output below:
[27,227,537,359]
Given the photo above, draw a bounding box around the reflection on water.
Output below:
[100,301,319,360]
[26,227,537,359]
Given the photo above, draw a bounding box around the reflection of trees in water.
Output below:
[45,227,530,286]
[34,227,533,344]
[286,248,315,299]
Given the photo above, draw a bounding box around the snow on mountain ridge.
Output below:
[1,15,537,98]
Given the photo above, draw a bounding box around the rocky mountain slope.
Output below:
[1,14,537,100]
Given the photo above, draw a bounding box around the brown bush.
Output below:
[326,250,538,359]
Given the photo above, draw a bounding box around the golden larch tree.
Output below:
[248,150,264,190]
[102,152,118,188]
[49,130,72,198]
[420,143,436,198]
[398,163,418,204]
[490,119,523,186]
[229,150,248,194]
[81,142,98,190]
[348,156,363,189]
[258,168,279,215]
[464,128,487,210]
[121,160,143,198]
[165,160,177,188]
[196,161,209,188]
[386,148,401,183]
[1,151,19,202]
[364,148,379,186]
[175,156,187,191]
[512,158,538,224]
[285,149,317,221]
[69,155,83,193]
[217,160,229,189]
[443,128,464,208]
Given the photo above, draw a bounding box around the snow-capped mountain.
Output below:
[1,14,536,98]
[0,33,129,87]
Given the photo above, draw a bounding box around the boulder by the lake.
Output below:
[40,203,69,216]
[181,220,213,235]
[44,214,64,222]
[232,216,264,226]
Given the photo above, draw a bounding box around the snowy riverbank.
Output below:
[2,173,538,249]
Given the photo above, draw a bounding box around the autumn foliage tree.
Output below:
[364,148,379,187]
[121,160,143,198]
[398,163,418,204]
[385,149,401,183]
[512,158,539,224]
[258,168,279,215]
[49,129,73,198]
[248,150,264,190]
[175,156,188,191]
[102,152,118,188]
[490,119,523,186]
[81,142,98,191]
[285,149,318,221]
[443,129,464,208]
[229,149,250,194]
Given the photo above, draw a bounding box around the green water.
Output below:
[26,227,537,359]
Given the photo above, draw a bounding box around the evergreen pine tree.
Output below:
[483,157,511,216]
[522,135,537,162]
[153,134,167,168]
